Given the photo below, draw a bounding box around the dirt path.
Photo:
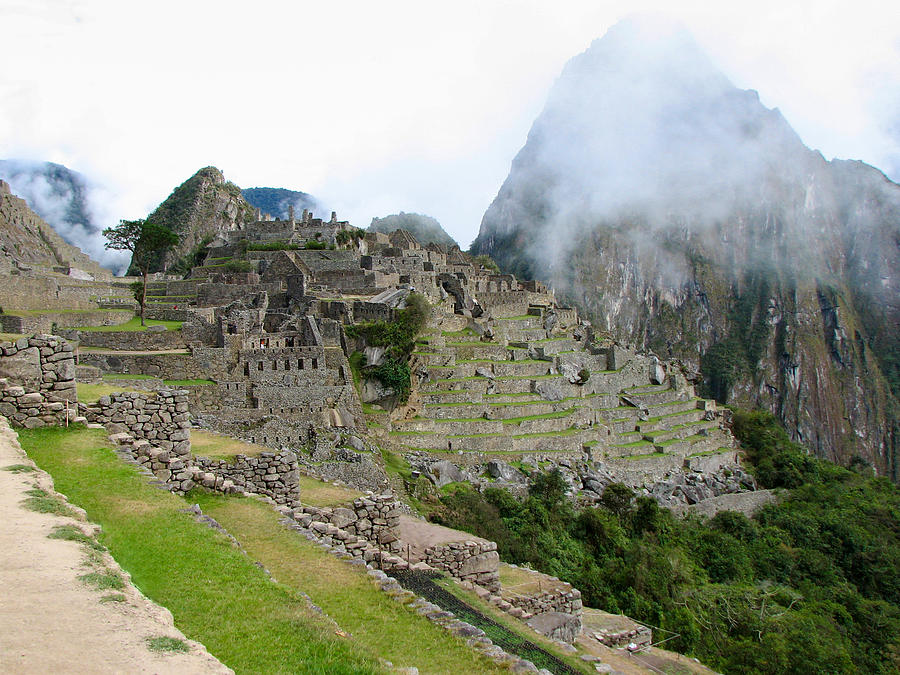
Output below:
[0,416,231,675]
[396,514,490,561]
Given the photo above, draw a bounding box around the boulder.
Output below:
[487,460,526,483]
[427,460,467,487]
[526,612,581,644]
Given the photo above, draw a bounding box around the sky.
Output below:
[1,0,898,249]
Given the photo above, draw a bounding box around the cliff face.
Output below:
[471,18,899,478]
[0,179,110,279]
[136,166,256,273]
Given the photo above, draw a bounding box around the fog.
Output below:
[0,160,130,273]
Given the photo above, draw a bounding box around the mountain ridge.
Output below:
[471,18,899,478]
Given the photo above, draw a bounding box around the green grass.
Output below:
[147,636,190,653]
[48,524,105,550]
[77,382,144,404]
[2,463,34,473]
[195,493,508,674]
[619,451,668,460]
[100,593,127,603]
[18,426,384,674]
[74,318,183,332]
[611,439,654,449]
[79,570,126,591]
[21,487,77,516]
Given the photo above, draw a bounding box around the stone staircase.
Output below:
[387,309,736,482]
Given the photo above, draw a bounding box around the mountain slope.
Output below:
[369,212,458,247]
[242,187,318,220]
[136,167,256,273]
[471,18,899,478]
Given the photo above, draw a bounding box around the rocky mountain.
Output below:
[0,159,124,271]
[0,179,111,283]
[241,187,318,221]
[136,166,256,274]
[471,18,899,478]
[369,212,457,247]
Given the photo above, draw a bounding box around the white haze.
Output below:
[0,160,130,272]
[0,1,897,257]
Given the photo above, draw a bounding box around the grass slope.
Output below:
[18,426,381,674]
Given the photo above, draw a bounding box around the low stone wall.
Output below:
[423,541,500,592]
[0,310,133,334]
[62,328,187,351]
[501,571,583,620]
[84,389,192,450]
[295,493,404,553]
[78,352,218,380]
[194,451,300,506]
[0,334,81,427]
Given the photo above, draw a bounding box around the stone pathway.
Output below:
[0,416,231,674]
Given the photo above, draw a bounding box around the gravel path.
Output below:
[0,416,231,674]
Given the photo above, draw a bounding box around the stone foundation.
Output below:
[194,451,300,506]
[422,541,500,592]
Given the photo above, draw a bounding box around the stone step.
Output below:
[420,390,486,405]
[644,397,701,416]
[442,342,510,360]
[636,408,706,433]
[642,419,719,444]
[422,399,567,421]
[620,387,683,406]
[412,351,456,366]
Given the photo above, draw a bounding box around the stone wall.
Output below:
[422,541,500,592]
[0,310,133,334]
[193,451,300,506]
[63,328,187,351]
[500,567,583,620]
[0,334,81,428]
[292,492,404,554]
[84,390,192,450]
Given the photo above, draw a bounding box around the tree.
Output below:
[104,219,178,326]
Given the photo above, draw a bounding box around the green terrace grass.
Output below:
[688,447,733,457]
[2,308,133,316]
[194,494,506,673]
[77,383,145,404]
[420,389,470,396]
[440,329,478,337]
[432,577,595,675]
[445,341,493,347]
[74,318,183,332]
[611,439,654,449]
[495,315,535,321]
[17,426,383,674]
[619,451,668,461]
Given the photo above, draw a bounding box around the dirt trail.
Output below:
[0,416,231,674]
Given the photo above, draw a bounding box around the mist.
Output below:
[480,17,877,291]
[0,159,130,274]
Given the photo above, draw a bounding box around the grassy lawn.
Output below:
[194,493,508,674]
[190,430,269,460]
[297,475,362,507]
[0,331,27,342]
[77,382,144,403]
[17,426,382,674]
[74,317,183,332]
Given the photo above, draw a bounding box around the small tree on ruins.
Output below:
[103,219,179,326]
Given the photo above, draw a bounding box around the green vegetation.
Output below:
[48,524,104,551]
[431,410,900,674]
[79,570,126,591]
[170,235,213,276]
[77,383,144,404]
[104,219,179,326]
[347,293,430,400]
[76,318,183,332]
[147,636,190,653]
[17,425,383,674]
[195,492,507,673]
[21,486,77,516]
[3,463,34,473]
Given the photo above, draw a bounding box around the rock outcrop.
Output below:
[471,18,899,479]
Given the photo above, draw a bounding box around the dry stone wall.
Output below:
[194,451,300,506]
[422,541,500,592]
[62,328,187,351]
[0,334,81,427]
